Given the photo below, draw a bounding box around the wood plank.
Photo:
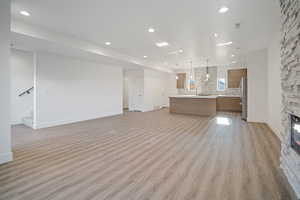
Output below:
[169,97,217,116]
[176,73,186,89]
[0,109,293,200]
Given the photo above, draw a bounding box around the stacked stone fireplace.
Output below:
[280,0,300,198]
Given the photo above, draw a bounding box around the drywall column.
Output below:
[0,0,13,164]
[267,33,282,140]
[33,52,38,129]
[246,49,268,123]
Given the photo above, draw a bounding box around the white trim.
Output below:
[0,152,13,165]
[35,111,123,129]
[247,118,267,123]
[11,120,22,125]
[266,121,283,142]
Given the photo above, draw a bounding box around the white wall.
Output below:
[126,69,176,112]
[35,52,123,129]
[166,72,177,106]
[246,49,268,123]
[267,33,282,140]
[0,0,12,164]
[144,69,176,111]
[11,49,34,125]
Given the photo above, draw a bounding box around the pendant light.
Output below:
[190,61,193,80]
[205,59,210,81]
[189,61,194,90]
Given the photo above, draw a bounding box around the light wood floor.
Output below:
[0,109,293,200]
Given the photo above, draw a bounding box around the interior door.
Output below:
[134,77,144,111]
[128,75,144,112]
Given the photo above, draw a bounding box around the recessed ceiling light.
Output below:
[105,42,111,46]
[148,28,155,33]
[156,42,169,47]
[179,49,184,53]
[232,54,235,57]
[216,41,233,47]
[214,33,218,37]
[143,56,148,58]
[20,10,30,16]
[219,6,229,13]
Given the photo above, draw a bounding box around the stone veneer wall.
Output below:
[280,0,300,198]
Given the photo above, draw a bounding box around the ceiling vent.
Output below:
[235,23,241,29]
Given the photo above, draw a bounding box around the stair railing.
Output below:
[19,87,34,97]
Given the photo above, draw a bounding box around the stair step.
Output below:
[22,117,33,128]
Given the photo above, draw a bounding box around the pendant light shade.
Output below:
[205,59,210,81]
[189,61,195,90]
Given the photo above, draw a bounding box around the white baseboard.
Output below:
[34,111,123,129]
[247,118,267,123]
[11,120,22,125]
[0,152,13,165]
[266,122,283,142]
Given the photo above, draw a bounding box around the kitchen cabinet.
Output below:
[216,97,242,112]
[176,73,186,89]
[228,69,247,88]
[169,96,217,116]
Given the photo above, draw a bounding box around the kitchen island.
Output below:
[169,95,242,116]
[169,95,218,116]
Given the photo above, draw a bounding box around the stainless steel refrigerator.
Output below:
[240,77,247,121]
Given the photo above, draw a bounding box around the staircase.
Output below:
[19,87,34,129]
[22,116,33,128]
[22,110,33,128]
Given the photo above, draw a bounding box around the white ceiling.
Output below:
[11,0,281,69]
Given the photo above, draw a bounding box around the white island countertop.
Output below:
[169,95,240,99]
[169,95,218,99]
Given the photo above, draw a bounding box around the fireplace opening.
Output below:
[291,114,300,156]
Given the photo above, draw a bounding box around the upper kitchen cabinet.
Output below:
[176,73,186,89]
[228,69,247,88]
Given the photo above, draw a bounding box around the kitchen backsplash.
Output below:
[178,66,241,96]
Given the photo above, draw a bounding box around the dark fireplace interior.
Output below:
[291,114,300,156]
